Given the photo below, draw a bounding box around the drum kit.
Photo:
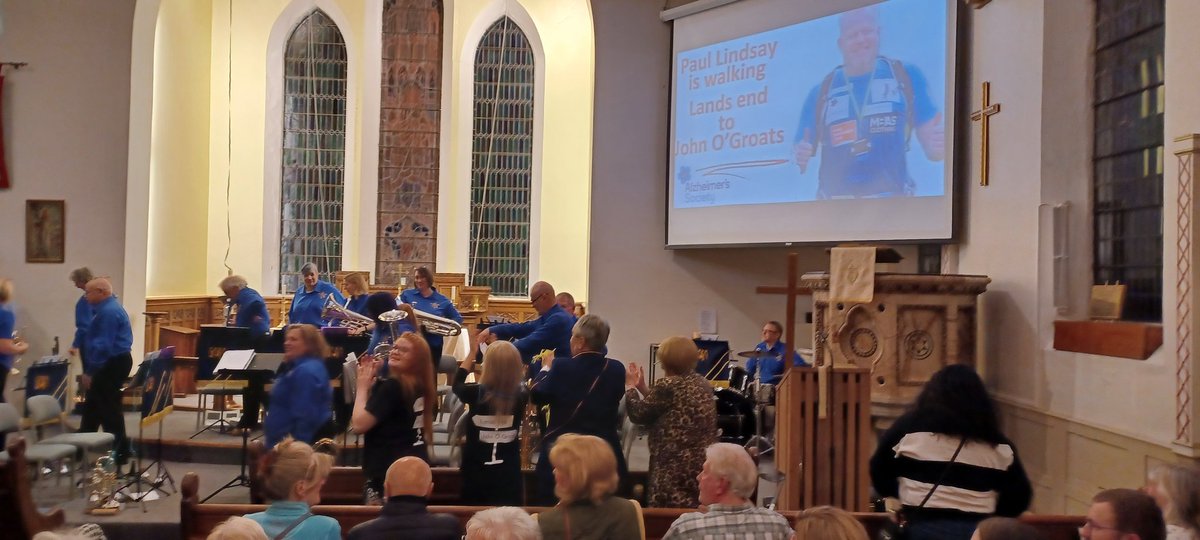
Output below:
[713,349,777,454]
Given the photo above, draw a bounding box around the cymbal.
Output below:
[737,350,773,359]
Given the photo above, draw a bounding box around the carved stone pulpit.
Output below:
[800,272,990,431]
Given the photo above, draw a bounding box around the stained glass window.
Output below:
[280,10,348,293]
[468,17,534,297]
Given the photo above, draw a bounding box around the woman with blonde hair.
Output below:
[537,434,642,540]
[793,506,868,540]
[625,336,717,507]
[351,331,437,504]
[0,279,29,403]
[1147,463,1200,540]
[245,437,340,539]
[263,324,334,448]
[342,273,371,317]
[454,337,529,505]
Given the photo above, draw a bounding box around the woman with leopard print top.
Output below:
[625,336,718,507]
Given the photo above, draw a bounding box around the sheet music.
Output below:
[214,349,255,373]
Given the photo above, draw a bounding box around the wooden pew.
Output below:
[246,441,649,505]
[0,437,66,539]
[183,471,1084,540]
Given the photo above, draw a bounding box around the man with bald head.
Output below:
[346,457,462,540]
[82,278,134,464]
[477,281,574,367]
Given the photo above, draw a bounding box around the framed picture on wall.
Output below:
[25,199,65,263]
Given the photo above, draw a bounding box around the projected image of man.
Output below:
[793,6,944,199]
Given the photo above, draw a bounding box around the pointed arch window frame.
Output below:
[465,15,542,300]
[261,0,361,295]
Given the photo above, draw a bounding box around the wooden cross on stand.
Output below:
[970,81,1002,187]
[756,252,828,418]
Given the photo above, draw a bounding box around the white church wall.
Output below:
[0,0,136,397]
[957,0,1191,513]
[147,0,212,296]
[439,0,594,302]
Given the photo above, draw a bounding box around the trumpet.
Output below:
[321,295,373,334]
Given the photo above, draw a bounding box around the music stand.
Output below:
[191,350,254,438]
[202,352,282,503]
[117,347,177,511]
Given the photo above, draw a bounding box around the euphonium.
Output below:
[411,308,463,336]
[373,309,409,357]
[322,295,373,334]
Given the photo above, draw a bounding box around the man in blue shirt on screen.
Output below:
[793,6,944,199]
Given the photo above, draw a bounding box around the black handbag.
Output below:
[877,437,968,540]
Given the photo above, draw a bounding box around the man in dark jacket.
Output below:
[346,457,462,540]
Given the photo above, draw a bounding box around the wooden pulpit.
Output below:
[775,366,872,511]
[801,272,990,431]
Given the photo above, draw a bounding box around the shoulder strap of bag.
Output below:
[543,359,611,441]
[916,437,968,509]
[273,511,313,540]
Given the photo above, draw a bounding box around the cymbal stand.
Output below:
[744,381,775,456]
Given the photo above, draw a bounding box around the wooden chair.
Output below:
[0,437,66,538]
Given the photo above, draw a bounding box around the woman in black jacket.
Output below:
[453,339,528,505]
[869,364,1032,540]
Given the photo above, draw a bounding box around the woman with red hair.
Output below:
[351,332,436,504]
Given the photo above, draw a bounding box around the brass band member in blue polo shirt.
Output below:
[68,267,94,362]
[219,275,271,336]
[477,281,573,367]
[745,320,807,386]
[288,262,345,326]
[0,279,30,403]
[399,266,462,369]
[82,278,134,463]
[343,272,371,317]
[264,324,334,448]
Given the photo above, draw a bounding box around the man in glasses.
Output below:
[1079,488,1165,540]
[477,281,574,369]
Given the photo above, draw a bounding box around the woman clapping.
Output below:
[351,332,436,504]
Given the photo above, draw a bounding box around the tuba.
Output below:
[322,295,374,334]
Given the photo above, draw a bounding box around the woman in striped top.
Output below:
[869,364,1032,540]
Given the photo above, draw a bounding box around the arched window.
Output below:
[279,9,348,293]
[468,17,534,297]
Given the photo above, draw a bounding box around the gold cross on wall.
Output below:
[970,81,1001,187]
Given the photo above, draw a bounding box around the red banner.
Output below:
[0,75,8,189]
